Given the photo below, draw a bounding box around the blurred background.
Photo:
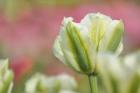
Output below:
[0,0,140,93]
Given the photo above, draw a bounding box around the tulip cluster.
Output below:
[25,73,78,93]
[1,12,140,93]
[0,60,14,93]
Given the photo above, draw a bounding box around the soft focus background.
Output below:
[0,0,140,93]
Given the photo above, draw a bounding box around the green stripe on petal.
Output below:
[65,22,92,73]
[105,20,124,52]
[81,13,112,52]
[61,48,81,73]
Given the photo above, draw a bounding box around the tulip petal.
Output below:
[53,35,65,63]
[105,20,124,52]
[80,13,112,51]
[98,54,122,93]
[57,74,77,90]
[0,59,14,93]
[98,51,140,93]
[60,21,92,73]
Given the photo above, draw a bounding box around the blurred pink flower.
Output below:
[10,56,33,81]
[0,2,140,56]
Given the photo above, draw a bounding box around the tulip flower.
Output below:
[98,52,140,93]
[57,74,77,91]
[25,73,78,93]
[53,13,124,93]
[53,13,124,75]
[59,90,78,93]
[0,59,14,93]
[25,73,59,93]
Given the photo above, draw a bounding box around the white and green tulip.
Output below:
[57,74,77,91]
[98,52,140,93]
[0,59,14,93]
[25,73,78,93]
[25,73,59,93]
[53,13,124,74]
[59,90,78,93]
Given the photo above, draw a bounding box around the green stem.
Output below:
[88,75,98,93]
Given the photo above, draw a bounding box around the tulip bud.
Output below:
[25,73,78,93]
[53,13,124,74]
[0,59,14,93]
[57,74,77,91]
[25,73,60,93]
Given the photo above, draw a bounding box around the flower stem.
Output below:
[88,75,98,93]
